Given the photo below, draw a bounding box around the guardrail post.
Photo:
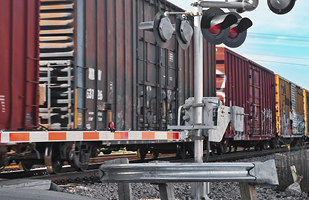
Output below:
[158,183,175,200]
[239,182,257,200]
[102,158,132,200]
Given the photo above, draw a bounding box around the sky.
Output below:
[168,0,309,89]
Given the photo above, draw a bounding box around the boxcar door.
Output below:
[248,64,261,136]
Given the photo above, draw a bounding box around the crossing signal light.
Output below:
[223,12,252,48]
[201,8,252,48]
[201,8,237,45]
[139,12,193,49]
[267,0,296,14]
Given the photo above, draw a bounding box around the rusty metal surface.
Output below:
[216,47,276,141]
[305,90,309,137]
[0,0,40,130]
[276,75,305,137]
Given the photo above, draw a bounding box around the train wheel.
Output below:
[137,147,147,161]
[152,151,159,159]
[270,138,279,149]
[262,141,269,150]
[71,142,91,171]
[45,143,63,174]
[217,140,228,155]
[176,143,186,159]
[230,145,237,152]
[210,144,216,156]
[19,162,33,171]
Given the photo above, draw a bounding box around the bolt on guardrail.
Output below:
[99,159,279,200]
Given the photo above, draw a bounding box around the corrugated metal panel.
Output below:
[39,0,74,129]
[290,83,305,135]
[303,89,308,136]
[40,0,216,131]
[277,76,305,137]
[305,90,309,136]
[74,0,216,131]
[0,0,40,130]
[277,76,292,136]
[216,47,276,141]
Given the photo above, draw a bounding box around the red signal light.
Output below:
[229,27,238,39]
[209,24,221,35]
[108,122,115,131]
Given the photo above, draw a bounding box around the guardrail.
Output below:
[99,159,279,200]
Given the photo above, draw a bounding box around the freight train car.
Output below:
[216,47,276,152]
[275,75,307,145]
[0,0,216,173]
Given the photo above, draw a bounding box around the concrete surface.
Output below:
[0,188,94,200]
[0,178,51,190]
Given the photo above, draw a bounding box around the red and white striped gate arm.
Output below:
[0,130,185,144]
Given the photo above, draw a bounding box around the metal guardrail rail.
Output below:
[99,159,279,200]
[99,160,278,185]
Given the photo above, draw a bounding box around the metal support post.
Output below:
[158,183,175,200]
[102,158,132,200]
[192,0,209,199]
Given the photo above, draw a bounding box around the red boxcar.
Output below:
[39,0,216,131]
[0,0,40,130]
[216,47,276,145]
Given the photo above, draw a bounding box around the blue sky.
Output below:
[168,0,309,89]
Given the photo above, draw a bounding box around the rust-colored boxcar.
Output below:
[39,0,216,131]
[304,89,309,137]
[0,0,40,130]
[275,75,305,137]
[216,47,276,142]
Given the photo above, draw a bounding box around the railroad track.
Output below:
[1,145,308,182]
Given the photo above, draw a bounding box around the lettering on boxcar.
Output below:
[0,95,5,113]
[98,90,103,100]
[86,88,94,99]
[169,51,173,63]
[86,124,91,130]
[88,68,95,80]
[98,70,102,81]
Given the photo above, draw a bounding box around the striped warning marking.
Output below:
[83,132,99,140]
[0,131,182,143]
[10,132,29,142]
[49,132,66,141]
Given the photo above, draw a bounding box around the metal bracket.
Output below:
[191,0,259,12]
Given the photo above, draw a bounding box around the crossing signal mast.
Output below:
[139,0,296,48]
[139,0,296,199]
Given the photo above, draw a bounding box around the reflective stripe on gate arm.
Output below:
[0,131,181,143]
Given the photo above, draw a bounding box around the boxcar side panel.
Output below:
[216,47,275,141]
[39,0,216,131]
[0,0,40,130]
[277,76,292,136]
[304,89,308,136]
[292,84,305,135]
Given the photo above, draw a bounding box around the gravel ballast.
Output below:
[59,148,309,199]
